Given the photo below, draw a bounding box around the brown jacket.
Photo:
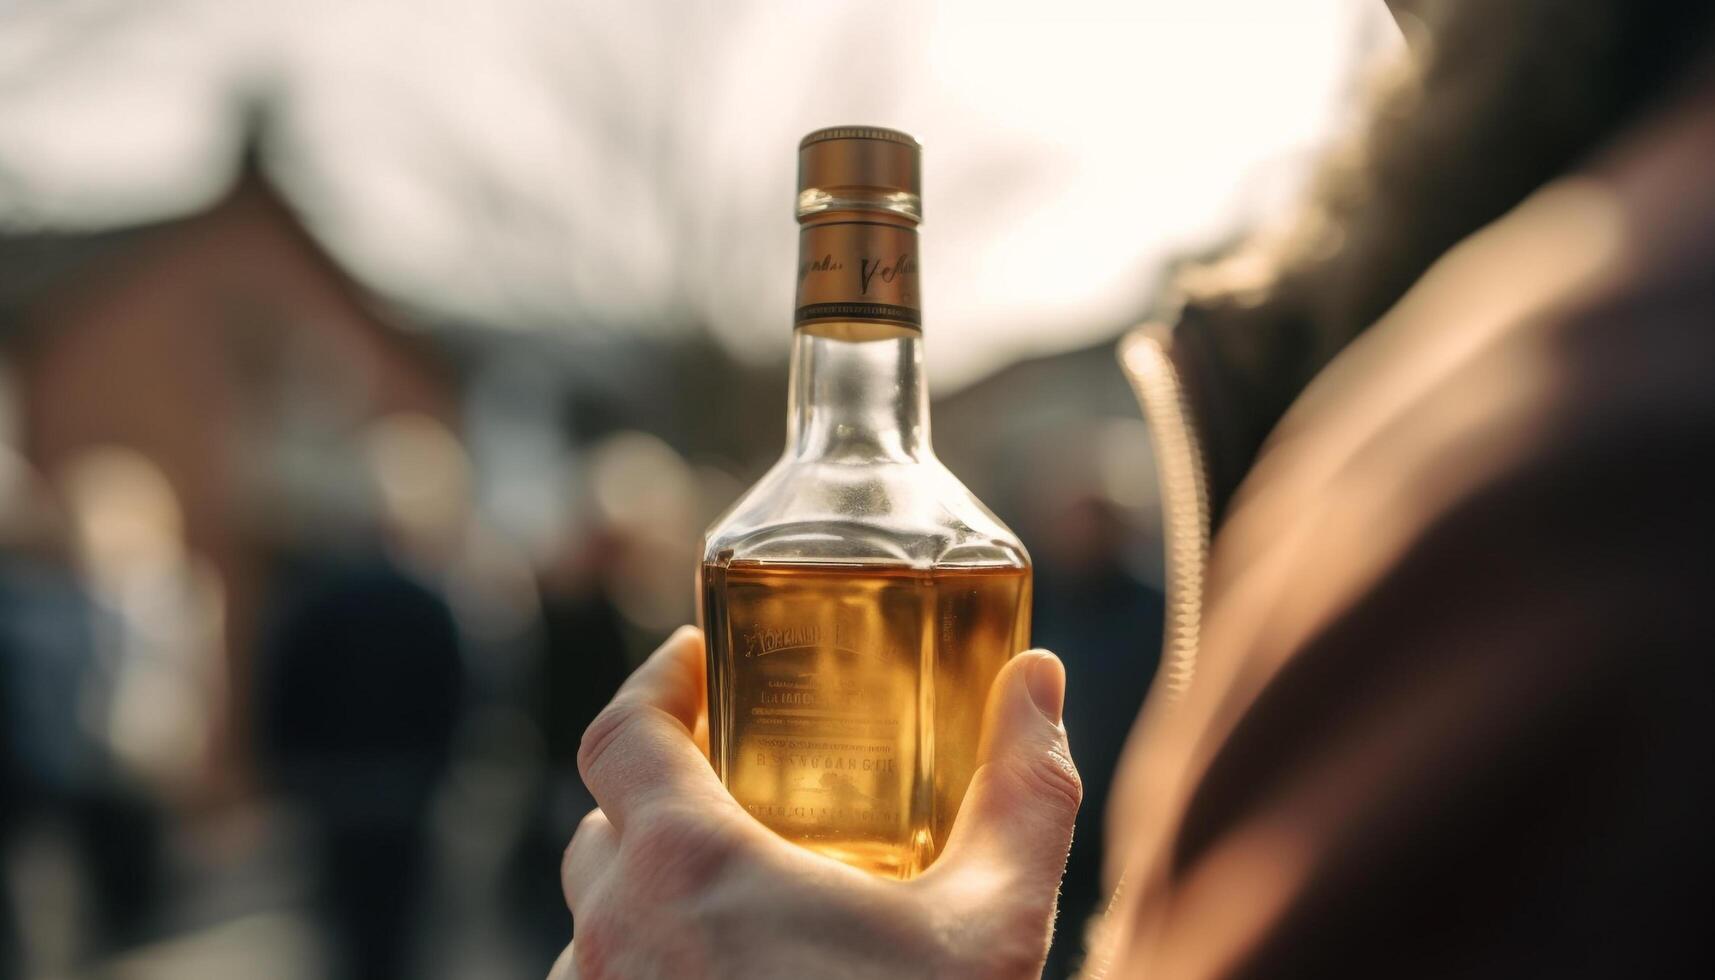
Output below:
[1093,65,1715,978]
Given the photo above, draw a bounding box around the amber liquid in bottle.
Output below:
[701,127,1031,878]
[703,560,1030,877]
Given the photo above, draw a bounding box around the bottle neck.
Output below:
[788,205,927,464]
[785,325,930,463]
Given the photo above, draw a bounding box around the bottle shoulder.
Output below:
[703,454,1028,568]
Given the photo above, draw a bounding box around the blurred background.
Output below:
[0,1,1397,977]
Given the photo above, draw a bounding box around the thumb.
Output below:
[934,650,1081,888]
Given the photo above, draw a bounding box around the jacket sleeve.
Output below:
[1105,384,1713,978]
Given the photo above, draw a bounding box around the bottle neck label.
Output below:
[795,220,921,331]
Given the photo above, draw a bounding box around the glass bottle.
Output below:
[699,127,1031,879]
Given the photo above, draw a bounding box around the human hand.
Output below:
[549,626,1080,980]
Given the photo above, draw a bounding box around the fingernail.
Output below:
[1025,653,1065,725]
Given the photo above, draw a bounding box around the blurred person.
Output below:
[505,430,709,970]
[254,414,478,980]
[507,523,631,975]
[0,450,166,974]
[57,447,224,799]
[547,1,1715,977]
[256,560,465,980]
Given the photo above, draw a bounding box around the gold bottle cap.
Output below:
[797,126,922,223]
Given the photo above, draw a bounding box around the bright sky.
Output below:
[0,0,1400,389]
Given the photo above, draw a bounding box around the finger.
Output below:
[562,807,618,910]
[577,626,734,832]
[546,942,577,980]
[933,651,1081,887]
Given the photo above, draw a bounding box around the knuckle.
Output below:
[578,700,647,783]
[621,808,741,898]
[572,912,617,978]
[562,809,608,878]
[1002,742,1083,818]
[574,806,610,840]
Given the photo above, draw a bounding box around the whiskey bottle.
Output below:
[699,127,1031,878]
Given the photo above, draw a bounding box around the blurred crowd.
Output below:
[0,152,1163,979]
